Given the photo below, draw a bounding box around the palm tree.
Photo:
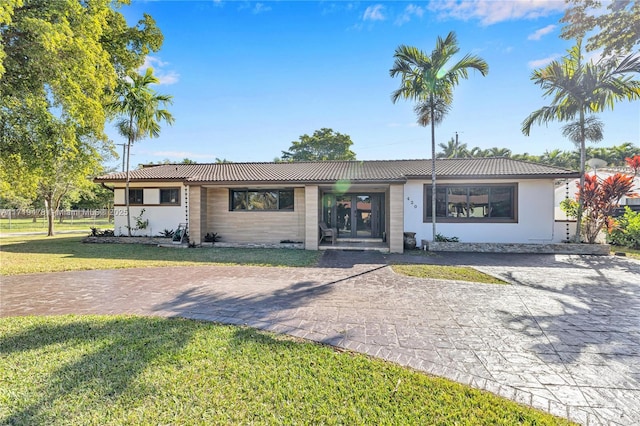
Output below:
[485,147,512,157]
[109,67,174,236]
[468,146,488,158]
[390,31,488,240]
[437,136,468,158]
[522,41,640,242]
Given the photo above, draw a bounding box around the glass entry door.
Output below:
[323,193,383,239]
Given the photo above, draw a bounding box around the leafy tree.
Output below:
[561,0,640,56]
[522,41,640,242]
[390,31,488,240]
[281,128,356,161]
[109,67,174,236]
[0,0,163,235]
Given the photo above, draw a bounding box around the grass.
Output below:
[392,264,507,284]
[0,235,322,275]
[0,217,111,233]
[610,246,640,260]
[0,315,574,425]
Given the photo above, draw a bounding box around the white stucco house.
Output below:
[95,157,579,253]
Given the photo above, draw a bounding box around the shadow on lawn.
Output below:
[0,316,194,425]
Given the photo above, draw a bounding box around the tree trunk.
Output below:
[125,140,132,237]
[574,110,586,243]
[430,102,437,241]
[44,196,54,237]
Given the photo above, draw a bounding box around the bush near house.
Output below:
[607,206,640,249]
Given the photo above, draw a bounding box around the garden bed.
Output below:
[422,240,610,255]
[83,236,173,245]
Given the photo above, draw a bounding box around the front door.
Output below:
[323,193,383,239]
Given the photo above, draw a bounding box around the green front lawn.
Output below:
[610,246,640,260]
[0,235,322,275]
[0,217,111,233]
[392,264,507,284]
[0,315,574,425]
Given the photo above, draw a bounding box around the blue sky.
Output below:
[108,0,640,168]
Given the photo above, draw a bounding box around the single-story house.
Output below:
[95,158,579,253]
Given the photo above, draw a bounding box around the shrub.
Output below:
[435,233,459,242]
[204,232,221,243]
[89,228,115,237]
[607,207,640,249]
[159,229,175,238]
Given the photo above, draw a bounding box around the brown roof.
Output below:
[95,158,579,184]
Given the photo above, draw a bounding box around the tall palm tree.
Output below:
[522,41,640,242]
[109,67,174,236]
[390,31,488,240]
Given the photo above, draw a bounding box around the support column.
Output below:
[389,183,404,253]
[188,185,202,245]
[304,185,319,250]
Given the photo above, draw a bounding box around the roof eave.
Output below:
[405,173,581,180]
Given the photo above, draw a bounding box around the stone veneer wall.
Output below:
[83,237,173,245]
[423,241,610,255]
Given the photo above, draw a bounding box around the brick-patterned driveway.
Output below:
[2,251,639,425]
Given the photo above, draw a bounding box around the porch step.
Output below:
[336,238,383,243]
[320,241,389,253]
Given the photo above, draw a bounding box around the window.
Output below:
[425,184,516,222]
[160,188,180,205]
[230,189,295,211]
[128,189,143,205]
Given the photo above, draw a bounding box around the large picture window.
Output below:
[230,189,294,211]
[424,184,517,222]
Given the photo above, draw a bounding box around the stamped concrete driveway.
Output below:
[1,251,639,425]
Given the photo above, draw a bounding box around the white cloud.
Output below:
[528,53,561,69]
[363,4,385,21]
[252,2,271,14]
[141,56,167,69]
[427,0,566,25]
[395,4,425,26]
[528,24,556,40]
[138,56,180,85]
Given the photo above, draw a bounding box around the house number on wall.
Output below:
[406,196,418,208]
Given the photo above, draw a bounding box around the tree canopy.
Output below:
[561,0,640,56]
[281,128,356,162]
[0,0,164,235]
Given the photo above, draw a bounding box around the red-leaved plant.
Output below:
[577,173,637,243]
[626,155,640,176]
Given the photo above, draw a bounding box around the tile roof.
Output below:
[95,158,579,184]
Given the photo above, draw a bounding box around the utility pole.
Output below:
[116,143,127,172]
